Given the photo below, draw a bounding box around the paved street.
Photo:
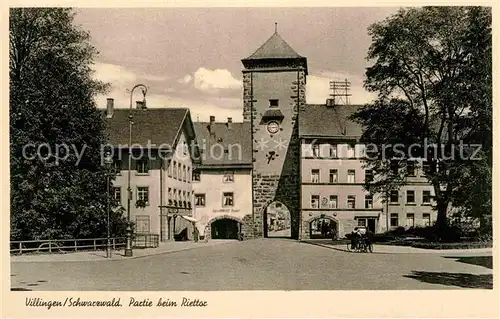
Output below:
[10,239,493,291]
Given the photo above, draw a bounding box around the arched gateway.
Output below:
[204,215,245,240]
[263,201,292,238]
[308,216,338,239]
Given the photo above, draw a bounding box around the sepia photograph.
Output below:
[7,5,493,296]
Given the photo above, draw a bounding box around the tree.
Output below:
[10,8,128,240]
[350,7,492,239]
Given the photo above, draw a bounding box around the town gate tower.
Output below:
[241,30,307,239]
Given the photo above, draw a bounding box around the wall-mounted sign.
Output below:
[213,208,241,213]
[267,121,280,134]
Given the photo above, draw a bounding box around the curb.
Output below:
[300,240,493,255]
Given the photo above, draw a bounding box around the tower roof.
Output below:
[245,31,303,60]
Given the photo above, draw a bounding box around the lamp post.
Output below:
[104,152,113,258]
[125,84,148,257]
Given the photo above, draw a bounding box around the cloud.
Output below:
[306,71,376,105]
[190,67,242,92]
[142,74,169,82]
[92,62,244,122]
[92,62,137,86]
[178,75,192,84]
[140,94,243,122]
[92,62,168,86]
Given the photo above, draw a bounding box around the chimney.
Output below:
[106,98,114,118]
[136,100,147,109]
[227,117,232,129]
[209,116,216,137]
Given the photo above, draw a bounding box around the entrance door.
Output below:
[211,219,239,239]
[367,218,376,233]
[309,218,337,239]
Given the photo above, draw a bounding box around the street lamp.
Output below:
[125,84,148,257]
[104,151,113,258]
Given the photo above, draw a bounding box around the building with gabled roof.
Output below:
[191,117,253,240]
[104,101,200,243]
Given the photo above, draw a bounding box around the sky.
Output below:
[74,7,400,122]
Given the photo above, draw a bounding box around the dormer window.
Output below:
[269,99,279,108]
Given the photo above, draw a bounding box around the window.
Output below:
[135,215,150,234]
[329,169,338,183]
[347,170,356,183]
[137,187,149,204]
[269,99,279,108]
[187,167,191,183]
[312,143,319,157]
[329,195,338,209]
[168,160,172,177]
[195,194,205,207]
[329,144,337,158]
[192,170,200,182]
[177,164,182,180]
[223,172,234,183]
[177,190,182,207]
[172,162,177,179]
[423,190,431,204]
[423,213,431,226]
[346,144,355,158]
[168,188,172,205]
[365,170,374,183]
[113,160,122,174]
[365,195,373,209]
[406,190,415,204]
[136,160,149,174]
[358,218,367,227]
[406,213,415,227]
[311,169,320,183]
[113,187,121,205]
[182,165,186,182]
[173,188,178,206]
[390,190,399,203]
[311,195,320,208]
[422,161,430,175]
[390,213,399,227]
[407,161,416,176]
[347,195,356,209]
[390,160,399,174]
[423,161,437,175]
[223,192,234,206]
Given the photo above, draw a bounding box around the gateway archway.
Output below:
[263,201,291,238]
[204,215,244,240]
[309,216,338,239]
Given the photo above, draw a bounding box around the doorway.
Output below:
[309,217,338,239]
[211,218,240,239]
[357,217,377,233]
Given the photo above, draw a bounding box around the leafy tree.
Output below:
[10,8,128,240]
[351,7,492,239]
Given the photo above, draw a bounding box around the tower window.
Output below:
[269,99,279,108]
